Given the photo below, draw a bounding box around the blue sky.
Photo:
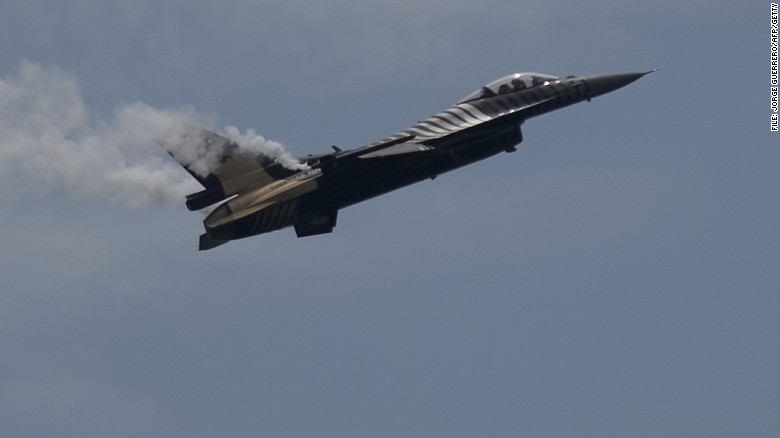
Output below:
[1,1,777,437]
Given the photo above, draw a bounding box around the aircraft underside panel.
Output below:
[307,126,523,214]
[294,209,338,237]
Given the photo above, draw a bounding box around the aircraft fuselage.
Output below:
[169,71,652,250]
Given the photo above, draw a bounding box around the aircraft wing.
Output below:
[419,94,561,148]
[357,142,434,159]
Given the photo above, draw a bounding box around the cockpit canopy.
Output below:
[458,72,560,104]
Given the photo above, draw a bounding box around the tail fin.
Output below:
[162,126,299,211]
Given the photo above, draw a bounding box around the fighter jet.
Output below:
[166,70,653,250]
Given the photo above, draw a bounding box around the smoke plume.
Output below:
[0,60,304,208]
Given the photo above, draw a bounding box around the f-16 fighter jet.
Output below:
[166,71,653,250]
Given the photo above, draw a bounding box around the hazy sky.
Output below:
[1,1,777,437]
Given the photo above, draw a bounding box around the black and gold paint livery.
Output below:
[168,71,653,250]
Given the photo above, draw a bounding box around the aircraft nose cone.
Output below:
[581,71,654,99]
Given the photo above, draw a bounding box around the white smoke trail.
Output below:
[0,60,304,208]
[224,126,309,172]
